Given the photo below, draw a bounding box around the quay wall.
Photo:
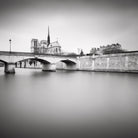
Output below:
[78,52,138,73]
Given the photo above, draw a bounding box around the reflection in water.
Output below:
[0,68,138,138]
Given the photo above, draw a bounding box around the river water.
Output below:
[0,68,138,138]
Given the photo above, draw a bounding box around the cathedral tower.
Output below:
[47,26,50,46]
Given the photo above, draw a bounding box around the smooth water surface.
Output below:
[0,68,138,138]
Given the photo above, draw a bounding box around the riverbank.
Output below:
[77,51,138,73]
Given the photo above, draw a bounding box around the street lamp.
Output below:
[9,39,11,53]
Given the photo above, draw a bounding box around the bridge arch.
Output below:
[0,59,8,64]
[58,59,77,70]
[60,59,76,65]
[15,57,56,71]
[16,57,51,64]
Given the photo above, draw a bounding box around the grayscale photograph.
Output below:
[0,0,138,138]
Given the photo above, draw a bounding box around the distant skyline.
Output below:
[0,0,138,53]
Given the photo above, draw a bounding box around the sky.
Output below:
[0,0,138,53]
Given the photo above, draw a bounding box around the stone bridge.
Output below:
[0,51,79,73]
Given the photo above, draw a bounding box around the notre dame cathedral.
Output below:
[31,27,61,54]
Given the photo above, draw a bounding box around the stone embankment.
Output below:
[77,51,138,73]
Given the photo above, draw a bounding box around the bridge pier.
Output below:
[4,63,15,74]
[42,63,56,72]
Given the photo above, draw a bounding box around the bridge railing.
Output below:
[0,51,79,58]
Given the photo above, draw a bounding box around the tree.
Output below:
[80,49,84,56]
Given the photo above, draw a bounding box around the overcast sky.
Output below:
[0,0,138,53]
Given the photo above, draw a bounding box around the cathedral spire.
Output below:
[47,26,50,46]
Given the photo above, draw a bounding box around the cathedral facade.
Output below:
[31,27,61,54]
